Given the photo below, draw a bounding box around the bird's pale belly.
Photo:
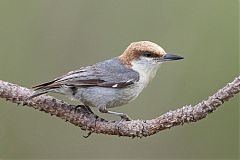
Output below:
[71,84,144,108]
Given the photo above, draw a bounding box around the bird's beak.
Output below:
[159,53,184,62]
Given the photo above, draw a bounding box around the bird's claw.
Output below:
[83,131,92,138]
[82,105,94,114]
[71,105,94,114]
[120,114,132,121]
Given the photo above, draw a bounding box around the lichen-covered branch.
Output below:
[0,75,239,137]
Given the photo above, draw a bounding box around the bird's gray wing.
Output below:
[33,58,140,90]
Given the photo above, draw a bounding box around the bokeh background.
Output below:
[0,0,239,159]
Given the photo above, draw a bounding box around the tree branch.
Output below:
[0,75,239,137]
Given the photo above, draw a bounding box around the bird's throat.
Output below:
[131,61,160,87]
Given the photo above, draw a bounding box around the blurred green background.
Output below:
[0,0,238,159]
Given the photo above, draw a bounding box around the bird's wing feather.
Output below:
[33,58,139,90]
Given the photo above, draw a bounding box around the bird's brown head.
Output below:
[119,41,183,66]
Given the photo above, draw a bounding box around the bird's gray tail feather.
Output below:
[28,90,49,99]
[28,79,59,99]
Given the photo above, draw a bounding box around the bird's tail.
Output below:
[28,90,49,99]
[28,80,59,99]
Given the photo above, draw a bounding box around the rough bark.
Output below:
[0,75,239,137]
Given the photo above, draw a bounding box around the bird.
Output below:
[29,41,183,121]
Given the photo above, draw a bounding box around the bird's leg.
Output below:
[98,106,132,121]
[98,107,131,135]
[107,111,132,121]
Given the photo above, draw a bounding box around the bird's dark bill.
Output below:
[162,53,184,61]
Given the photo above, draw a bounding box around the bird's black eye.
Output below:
[143,52,153,57]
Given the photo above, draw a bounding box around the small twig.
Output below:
[0,75,239,137]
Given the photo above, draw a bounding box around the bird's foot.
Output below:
[120,114,132,121]
[83,131,92,138]
[71,105,94,114]
[82,105,94,114]
[114,115,131,135]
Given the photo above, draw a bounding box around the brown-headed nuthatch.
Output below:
[30,41,183,121]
